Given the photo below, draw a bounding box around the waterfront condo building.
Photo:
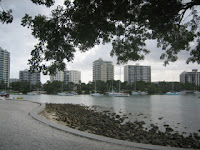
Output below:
[63,70,81,85]
[0,47,10,87]
[124,64,151,84]
[180,69,200,86]
[68,70,81,84]
[19,69,41,85]
[50,70,65,82]
[93,58,114,82]
[50,69,81,84]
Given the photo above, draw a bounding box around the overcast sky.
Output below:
[0,0,199,84]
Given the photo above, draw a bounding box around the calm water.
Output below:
[11,94,200,135]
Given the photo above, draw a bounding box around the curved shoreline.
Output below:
[30,102,198,150]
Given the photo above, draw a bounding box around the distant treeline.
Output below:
[3,80,199,95]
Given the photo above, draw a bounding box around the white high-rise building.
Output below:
[68,70,81,84]
[19,69,41,85]
[0,47,10,87]
[124,64,151,84]
[50,69,81,84]
[93,58,114,82]
[180,69,200,86]
[50,70,65,82]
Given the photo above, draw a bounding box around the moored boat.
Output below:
[0,92,9,98]
[165,81,180,95]
[91,79,103,96]
[132,91,139,95]
[113,92,130,97]
[194,91,200,94]
[27,92,37,95]
[90,93,103,96]
[106,91,118,96]
[165,92,179,95]
[138,91,148,95]
[58,92,74,96]
[17,97,24,99]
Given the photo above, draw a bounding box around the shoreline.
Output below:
[40,103,200,149]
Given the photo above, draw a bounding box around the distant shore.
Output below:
[41,103,200,149]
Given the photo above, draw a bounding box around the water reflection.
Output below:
[178,94,200,133]
[11,94,200,134]
[150,94,200,134]
[110,97,126,114]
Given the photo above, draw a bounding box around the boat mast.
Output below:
[119,65,121,92]
[172,77,174,92]
[94,79,97,93]
[112,79,114,93]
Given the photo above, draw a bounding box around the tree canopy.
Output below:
[1,0,200,74]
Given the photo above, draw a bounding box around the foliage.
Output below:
[10,81,42,93]
[0,80,6,89]
[91,80,108,94]
[0,0,54,24]
[0,9,13,24]
[41,80,199,95]
[10,81,30,93]
[147,83,158,94]
[63,82,76,91]
[80,83,91,94]
[20,0,200,74]
[1,0,200,74]
[31,82,42,91]
[8,79,199,95]
[43,80,62,94]
[30,0,55,7]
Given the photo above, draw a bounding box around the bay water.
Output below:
[11,94,200,135]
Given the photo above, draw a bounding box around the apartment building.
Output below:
[67,70,81,84]
[50,70,65,82]
[93,58,114,82]
[50,69,81,84]
[124,64,151,84]
[0,47,10,87]
[19,69,41,85]
[180,69,200,86]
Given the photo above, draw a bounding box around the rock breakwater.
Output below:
[43,103,200,149]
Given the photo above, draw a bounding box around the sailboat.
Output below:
[132,82,139,95]
[27,92,37,95]
[58,92,75,96]
[113,80,130,97]
[165,81,179,95]
[113,66,130,97]
[193,85,200,94]
[27,83,38,95]
[107,80,118,96]
[90,80,103,96]
[58,83,74,96]
[138,91,148,95]
[194,91,200,94]
[114,92,130,97]
[165,91,179,95]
